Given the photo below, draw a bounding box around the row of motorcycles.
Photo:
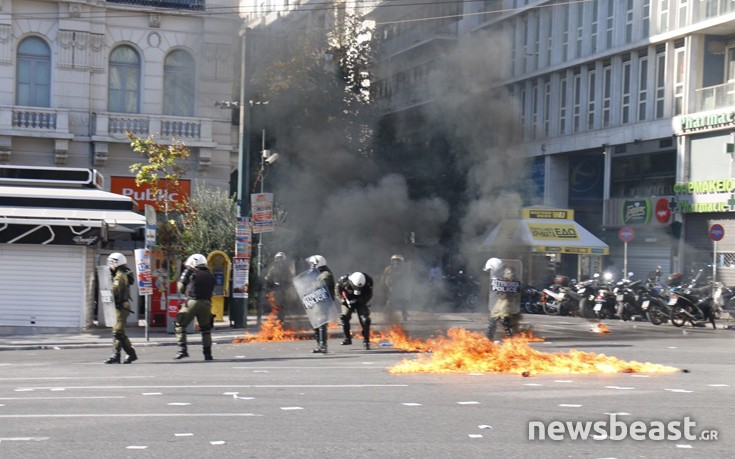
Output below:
[520,267,735,329]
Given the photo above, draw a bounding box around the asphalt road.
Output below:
[0,314,733,459]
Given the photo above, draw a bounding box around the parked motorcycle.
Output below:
[577,275,602,319]
[639,267,670,325]
[542,275,580,316]
[521,286,544,314]
[592,272,617,319]
[447,269,481,312]
[668,268,717,329]
[614,274,646,321]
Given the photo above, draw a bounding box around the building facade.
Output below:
[0,0,241,329]
[371,0,735,283]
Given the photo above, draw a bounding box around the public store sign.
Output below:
[110,177,191,210]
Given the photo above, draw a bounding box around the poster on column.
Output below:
[251,193,274,234]
[134,248,153,295]
[232,257,250,299]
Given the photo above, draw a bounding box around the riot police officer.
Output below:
[379,254,410,323]
[104,253,138,364]
[175,254,216,361]
[484,258,522,341]
[337,271,374,350]
[306,255,335,354]
[263,252,292,324]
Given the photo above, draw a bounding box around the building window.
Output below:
[658,0,669,34]
[611,152,676,198]
[590,0,599,54]
[605,0,614,49]
[602,64,612,128]
[625,0,634,43]
[587,69,597,130]
[638,56,648,121]
[16,36,51,107]
[561,3,569,62]
[655,51,666,118]
[164,49,195,117]
[674,46,685,116]
[678,0,689,29]
[642,0,650,36]
[560,75,568,135]
[622,60,631,124]
[575,2,584,58]
[108,45,141,113]
[544,79,551,137]
[573,71,581,133]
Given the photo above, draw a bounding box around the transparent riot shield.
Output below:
[97,265,116,327]
[486,259,523,316]
[292,268,340,328]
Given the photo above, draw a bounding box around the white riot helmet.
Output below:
[185,253,207,268]
[306,255,327,268]
[390,254,405,262]
[107,252,127,270]
[348,272,366,288]
[275,252,286,261]
[483,257,502,273]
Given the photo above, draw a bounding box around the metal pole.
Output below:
[257,128,265,278]
[237,30,250,219]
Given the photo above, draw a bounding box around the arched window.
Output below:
[16,37,51,107]
[108,45,141,113]
[163,49,195,116]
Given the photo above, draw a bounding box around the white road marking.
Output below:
[223,392,239,395]
[0,396,125,401]
[233,395,254,400]
[605,386,635,390]
[604,412,630,416]
[280,407,303,410]
[142,393,162,396]
[665,389,693,393]
[468,434,483,438]
[524,383,543,386]
[558,404,582,408]
[175,433,194,437]
[126,446,147,449]
[0,413,263,418]
[676,444,693,449]
[478,425,493,429]
[0,376,152,381]
[210,441,226,445]
[0,437,49,442]
[402,403,422,406]
[253,370,269,373]
[168,403,191,406]
[708,384,729,387]
[14,384,409,390]
[630,375,650,378]
[554,380,574,383]
[457,401,480,405]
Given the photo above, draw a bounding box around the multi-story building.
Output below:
[0,0,241,329]
[371,1,735,285]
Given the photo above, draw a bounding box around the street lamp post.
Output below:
[256,128,279,280]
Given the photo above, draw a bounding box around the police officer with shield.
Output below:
[104,253,138,364]
[484,258,523,341]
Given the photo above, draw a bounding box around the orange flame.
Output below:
[388,328,678,375]
[372,324,433,352]
[591,323,611,334]
[233,311,302,343]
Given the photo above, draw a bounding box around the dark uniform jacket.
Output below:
[178,266,216,300]
[336,273,373,307]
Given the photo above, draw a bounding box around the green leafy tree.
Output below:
[180,181,238,257]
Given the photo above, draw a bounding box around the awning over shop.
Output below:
[481,217,609,255]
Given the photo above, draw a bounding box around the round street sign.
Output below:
[709,224,725,242]
[618,226,635,243]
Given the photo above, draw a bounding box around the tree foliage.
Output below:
[180,181,238,257]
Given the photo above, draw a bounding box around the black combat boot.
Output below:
[174,344,189,360]
[203,347,213,361]
[123,349,138,364]
[363,341,371,350]
[104,352,121,364]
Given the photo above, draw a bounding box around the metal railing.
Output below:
[106,0,205,10]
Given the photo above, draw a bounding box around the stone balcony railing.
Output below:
[694,82,735,113]
[92,112,213,146]
[0,105,74,164]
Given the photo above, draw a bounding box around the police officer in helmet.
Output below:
[306,255,334,354]
[104,253,138,364]
[175,254,216,361]
[337,271,374,350]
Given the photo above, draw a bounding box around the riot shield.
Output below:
[486,259,523,316]
[293,268,340,328]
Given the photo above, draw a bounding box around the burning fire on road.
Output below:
[388,328,679,376]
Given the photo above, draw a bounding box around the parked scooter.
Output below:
[577,274,603,319]
[668,268,717,329]
[592,272,617,319]
[542,275,580,316]
[639,267,670,325]
[614,273,646,321]
[521,286,545,314]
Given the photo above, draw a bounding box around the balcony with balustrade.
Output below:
[106,0,205,10]
[694,82,735,113]
[92,112,213,146]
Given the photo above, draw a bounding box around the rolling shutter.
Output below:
[0,244,86,327]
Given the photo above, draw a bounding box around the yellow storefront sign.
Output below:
[528,223,580,240]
